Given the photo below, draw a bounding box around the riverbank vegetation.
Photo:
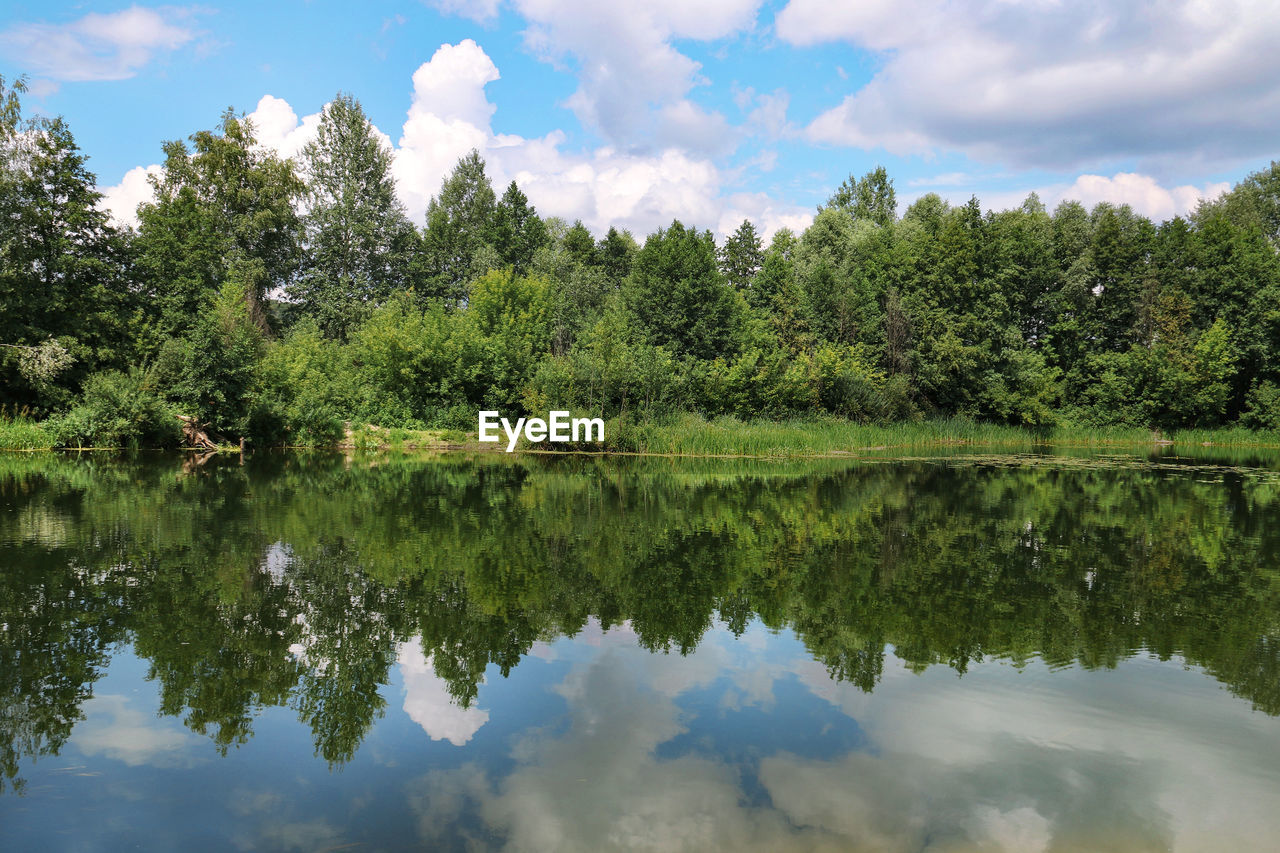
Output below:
[4,74,1280,451]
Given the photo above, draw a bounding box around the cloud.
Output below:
[405,624,1280,852]
[407,643,823,852]
[0,6,200,82]
[907,171,1231,222]
[716,191,812,240]
[500,0,761,155]
[399,638,490,746]
[245,95,325,162]
[789,652,1280,851]
[387,39,808,238]
[423,0,503,24]
[1052,173,1231,221]
[98,39,803,241]
[98,164,161,228]
[228,787,347,852]
[777,0,1280,171]
[743,89,793,139]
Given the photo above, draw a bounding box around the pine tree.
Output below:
[492,180,547,276]
[719,219,764,292]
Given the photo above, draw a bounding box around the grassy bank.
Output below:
[7,411,1280,457]
[0,417,54,450]
[597,414,1280,457]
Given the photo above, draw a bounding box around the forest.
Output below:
[3,74,1280,448]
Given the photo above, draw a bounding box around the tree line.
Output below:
[3,74,1280,446]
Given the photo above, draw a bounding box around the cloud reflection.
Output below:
[399,637,490,746]
[407,624,1280,851]
[72,693,200,768]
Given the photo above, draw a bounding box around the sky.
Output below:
[1,0,1277,241]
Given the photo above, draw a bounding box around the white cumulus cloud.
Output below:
[73,693,200,767]
[778,0,1280,171]
[100,39,807,241]
[909,171,1231,223]
[1052,172,1230,222]
[506,0,762,155]
[98,164,161,229]
[0,5,200,82]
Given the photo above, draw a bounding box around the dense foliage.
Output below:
[4,74,1280,444]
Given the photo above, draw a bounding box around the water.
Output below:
[3,449,1280,851]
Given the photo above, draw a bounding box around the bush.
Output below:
[1241,381,1280,431]
[253,321,347,445]
[49,369,181,448]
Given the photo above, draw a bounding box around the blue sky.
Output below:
[2,1,1276,239]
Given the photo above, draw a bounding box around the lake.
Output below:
[3,449,1280,851]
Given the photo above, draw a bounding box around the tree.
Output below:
[421,149,496,304]
[794,208,881,347]
[719,219,764,292]
[625,221,740,360]
[597,226,637,283]
[1210,159,1280,247]
[824,165,897,226]
[562,220,597,268]
[0,76,135,411]
[492,180,548,276]
[291,93,417,340]
[156,277,267,440]
[988,194,1056,347]
[136,109,302,342]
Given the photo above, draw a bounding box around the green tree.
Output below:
[625,221,741,361]
[824,165,897,226]
[795,209,881,347]
[562,220,597,268]
[465,269,554,410]
[291,93,418,340]
[719,219,764,292]
[136,109,303,342]
[156,278,268,439]
[597,226,637,283]
[0,77,135,411]
[492,180,548,276]
[421,149,496,304]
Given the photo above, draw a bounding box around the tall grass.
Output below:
[1170,426,1280,447]
[0,416,54,450]
[600,414,1280,458]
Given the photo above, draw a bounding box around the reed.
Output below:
[0,416,54,451]
[601,414,1280,458]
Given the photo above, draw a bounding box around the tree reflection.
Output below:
[2,450,1280,790]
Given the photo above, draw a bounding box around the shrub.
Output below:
[49,369,181,448]
[1241,381,1280,431]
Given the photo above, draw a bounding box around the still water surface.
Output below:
[3,449,1280,851]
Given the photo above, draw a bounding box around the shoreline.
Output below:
[7,416,1280,458]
